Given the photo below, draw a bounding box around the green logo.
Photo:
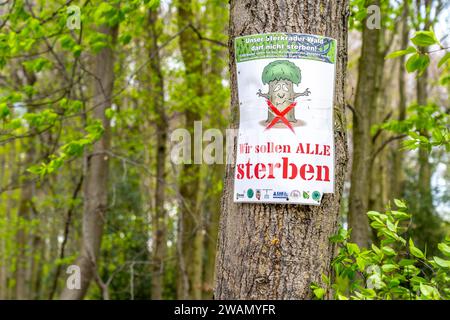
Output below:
[312,191,321,201]
[303,191,310,199]
[247,189,254,198]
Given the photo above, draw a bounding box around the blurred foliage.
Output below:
[312,200,450,300]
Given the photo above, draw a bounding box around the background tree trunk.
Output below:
[410,0,444,252]
[176,0,205,300]
[214,0,349,299]
[389,1,409,199]
[147,8,168,300]
[0,154,6,300]
[15,69,38,300]
[14,145,35,300]
[200,0,229,299]
[348,0,381,248]
[60,24,118,300]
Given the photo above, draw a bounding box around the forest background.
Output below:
[0,0,449,300]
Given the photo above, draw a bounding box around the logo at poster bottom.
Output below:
[289,190,301,200]
[273,191,289,200]
[247,188,254,199]
[312,191,321,201]
[262,189,272,199]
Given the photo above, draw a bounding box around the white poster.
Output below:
[233,33,337,205]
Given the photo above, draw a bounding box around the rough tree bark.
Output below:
[147,8,168,300]
[214,0,349,299]
[348,0,381,248]
[60,24,118,300]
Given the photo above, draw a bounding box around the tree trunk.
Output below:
[60,24,118,300]
[214,0,349,299]
[416,67,431,205]
[15,68,38,300]
[415,66,438,248]
[368,13,391,215]
[348,0,381,248]
[412,0,443,250]
[147,9,168,300]
[2,141,17,299]
[176,0,204,300]
[201,0,228,299]
[15,143,35,300]
[389,1,409,199]
[0,149,7,299]
[202,166,223,299]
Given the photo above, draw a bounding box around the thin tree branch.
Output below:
[188,23,227,47]
[371,134,407,161]
[372,111,393,143]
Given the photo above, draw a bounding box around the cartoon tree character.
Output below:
[257,60,311,123]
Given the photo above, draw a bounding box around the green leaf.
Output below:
[356,256,366,272]
[88,32,110,54]
[393,199,407,209]
[27,164,43,176]
[313,287,325,299]
[367,211,381,219]
[419,283,432,295]
[23,57,51,73]
[437,243,450,257]
[419,283,440,299]
[330,227,348,243]
[105,108,114,119]
[381,246,396,256]
[336,293,349,300]
[146,0,161,10]
[59,34,76,50]
[119,33,132,45]
[0,103,10,119]
[403,265,420,277]
[405,53,420,72]
[433,256,450,268]
[382,264,398,273]
[388,278,400,288]
[72,45,83,57]
[410,247,425,259]
[385,46,416,59]
[386,220,396,232]
[391,210,410,220]
[399,259,415,266]
[321,274,330,286]
[370,221,385,230]
[409,238,425,259]
[371,244,382,256]
[411,31,438,47]
[438,52,450,68]
[346,243,360,255]
[406,53,430,75]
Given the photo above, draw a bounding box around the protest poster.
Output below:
[233,33,337,205]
